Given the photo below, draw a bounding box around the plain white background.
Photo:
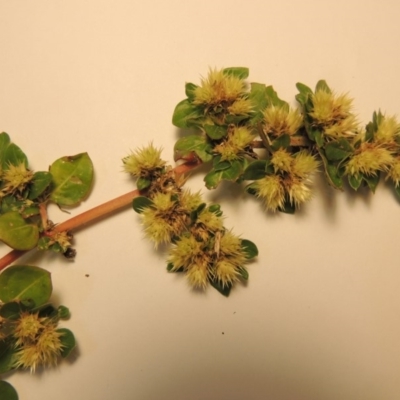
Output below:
[1,1,400,399]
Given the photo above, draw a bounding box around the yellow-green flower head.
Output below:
[345,143,394,176]
[310,90,358,137]
[122,144,166,177]
[253,174,285,212]
[214,259,240,288]
[168,235,202,271]
[227,97,253,116]
[388,157,400,187]
[141,192,186,246]
[13,312,45,346]
[263,105,303,137]
[271,148,293,173]
[179,189,203,212]
[13,325,64,372]
[193,68,247,106]
[292,150,319,178]
[212,231,247,287]
[284,178,313,207]
[214,126,255,161]
[1,162,33,196]
[219,231,245,259]
[186,257,210,289]
[375,114,400,144]
[196,209,224,233]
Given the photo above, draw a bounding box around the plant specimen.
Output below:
[1,67,399,398]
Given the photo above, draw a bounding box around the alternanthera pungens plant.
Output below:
[1,66,400,398]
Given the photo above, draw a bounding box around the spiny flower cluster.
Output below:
[128,145,256,292]
[346,113,400,185]
[193,68,252,122]
[12,312,65,372]
[252,149,319,212]
[0,162,33,198]
[123,143,166,179]
[263,105,303,137]
[213,126,255,161]
[309,88,358,139]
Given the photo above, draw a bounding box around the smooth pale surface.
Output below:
[1,1,400,399]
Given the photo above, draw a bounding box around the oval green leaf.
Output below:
[222,67,249,79]
[0,212,39,250]
[0,132,28,170]
[132,196,154,213]
[172,99,202,128]
[0,341,17,374]
[49,153,94,207]
[243,160,268,180]
[174,135,213,162]
[58,328,76,358]
[0,265,52,306]
[241,239,259,259]
[204,124,227,140]
[0,380,18,400]
[28,171,53,200]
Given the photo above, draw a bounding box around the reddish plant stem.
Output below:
[0,162,199,271]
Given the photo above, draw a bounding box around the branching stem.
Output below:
[0,162,198,271]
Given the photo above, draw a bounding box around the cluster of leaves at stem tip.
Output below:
[0,134,92,398]
[0,132,94,254]
[172,67,400,213]
[0,265,76,399]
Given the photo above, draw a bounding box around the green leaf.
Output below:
[174,135,213,163]
[295,82,313,107]
[394,184,400,200]
[222,67,249,79]
[58,305,71,319]
[348,174,362,191]
[365,111,383,142]
[0,341,16,374]
[49,153,94,207]
[58,328,76,358]
[271,134,290,151]
[0,380,18,400]
[0,265,52,306]
[265,85,288,108]
[172,99,202,128]
[326,164,343,189]
[0,196,39,219]
[278,198,296,214]
[245,182,258,196]
[208,204,222,216]
[185,82,198,100]
[0,211,39,250]
[28,171,53,200]
[241,239,258,259]
[325,140,353,161]
[238,267,249,281]
[221,160,243,181]
[0,132,28,170]
[132,196,154,213]
[318,149,343,190]
[249,82,268,123]
[0,301,30,320]
[204,124,227,140]
[315,80,331,93]
[213,156,231,171]
[243,160,268,180]
[210,279,232,297]
[136,177,151,191]
[363,173,380,193]
[204,169,223,189]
